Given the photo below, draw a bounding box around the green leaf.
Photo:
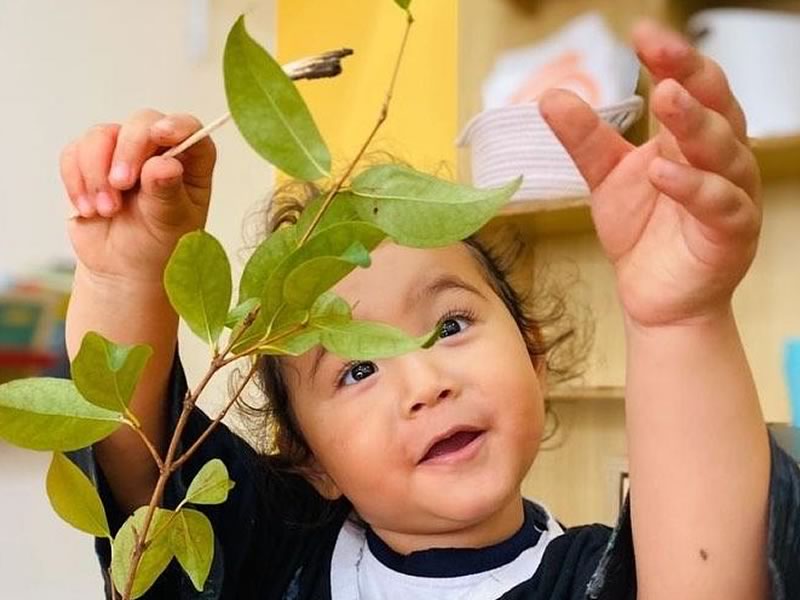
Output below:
[263,222,384,312]
[259,292,352,356]
[184,459,235,506]
[351,165,521,247]
[239,225,298,303]
[46,452,110,538]
[294,192,363,240]
[164,231,232,347]
[395,0,411,9]
[282,241,371,308]
[71,332,152,413]
[225,298,260,329]
[224,15,331,181]
[233,223,383,354]
[318,319,438,360]
[169,509,214,592]
[0,378,122,451]
[112,507,174,599]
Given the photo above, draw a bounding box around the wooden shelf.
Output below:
[491,197,593,236]
[546,385,625,402]
[487,133,800,238]
[752,135,800,182]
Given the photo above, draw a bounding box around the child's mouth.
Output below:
[419,429,485,465]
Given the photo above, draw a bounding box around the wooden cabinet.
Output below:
[461,0,800,525]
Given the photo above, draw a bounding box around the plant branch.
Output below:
[218,314,306,367]
[172,359,260,471]
[164,48,353,159]
[118,16,411,598]
[297,12,414,246]
[123,418,165,472]
[120,353,236,597]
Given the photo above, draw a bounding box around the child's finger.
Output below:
[632,19,748,142]
[109,108,165,191]
[652,79,760,199]
[139,156,187,206]
[77,123,122,218]
[59,141,94,218]
[150,113,216,191]
[648,157,760,240]
[539,89,634,190]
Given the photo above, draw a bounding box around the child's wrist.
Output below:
[623,302,736,342]
[73,261,170,302]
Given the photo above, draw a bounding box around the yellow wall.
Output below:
[277,0,458,174]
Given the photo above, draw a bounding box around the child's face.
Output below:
[283,242,546,548]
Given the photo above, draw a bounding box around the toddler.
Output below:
[63,20,800,600]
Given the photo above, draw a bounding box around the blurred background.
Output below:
[2,0,800,597]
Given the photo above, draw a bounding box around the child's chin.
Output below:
[425,474,522,523]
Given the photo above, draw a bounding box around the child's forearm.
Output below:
[624,305,771,600]
[66,264,179,513]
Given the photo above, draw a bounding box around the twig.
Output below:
[171,360,259,471]
[124,419,165,472]
[164,48,353,159]
[108,567,120,600]
[298,13,414,246]
[119,307,262,598]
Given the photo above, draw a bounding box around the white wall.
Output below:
[0,1,276,597]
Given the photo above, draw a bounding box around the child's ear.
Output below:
[299,458,342,500]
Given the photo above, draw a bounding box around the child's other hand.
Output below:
[540,20,761,328]
[61,110,216,286]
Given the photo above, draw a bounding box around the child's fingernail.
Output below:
[152,118,174,137]
[110,162,130,186]
[77,195,93,217]
[96,191,115,217]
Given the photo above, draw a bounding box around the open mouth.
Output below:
[419,429,485,465]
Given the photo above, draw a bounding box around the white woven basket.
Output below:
[457,95,644,201]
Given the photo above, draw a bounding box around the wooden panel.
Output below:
[494,197,593,236]
[548,385,625,402]
[666,0,800,28]
[522,400,628,526]
[753,136,800,182]
[733,181,800,422]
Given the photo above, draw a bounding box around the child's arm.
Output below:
[541,21,770,600]
[61,110,216,513]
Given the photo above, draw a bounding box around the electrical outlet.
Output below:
[605,457,629,521]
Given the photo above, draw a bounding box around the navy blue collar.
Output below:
[364,500,546,578]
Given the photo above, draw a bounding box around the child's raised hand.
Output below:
[61,110,216,285]
[540,20,761,328]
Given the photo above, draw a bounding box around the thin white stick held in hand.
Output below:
[67,51,350,222]
[163,48,353,159]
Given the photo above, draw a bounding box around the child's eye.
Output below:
[439,314,473,339]
[339,361,378,387]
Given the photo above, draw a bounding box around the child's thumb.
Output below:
[137,156,203,229]
[139,156,187,204]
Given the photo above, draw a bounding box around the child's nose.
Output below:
[400,353,460,417]
[407,387,453,416]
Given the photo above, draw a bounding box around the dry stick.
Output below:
[297,12,414,246]
[164,48,353,159]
